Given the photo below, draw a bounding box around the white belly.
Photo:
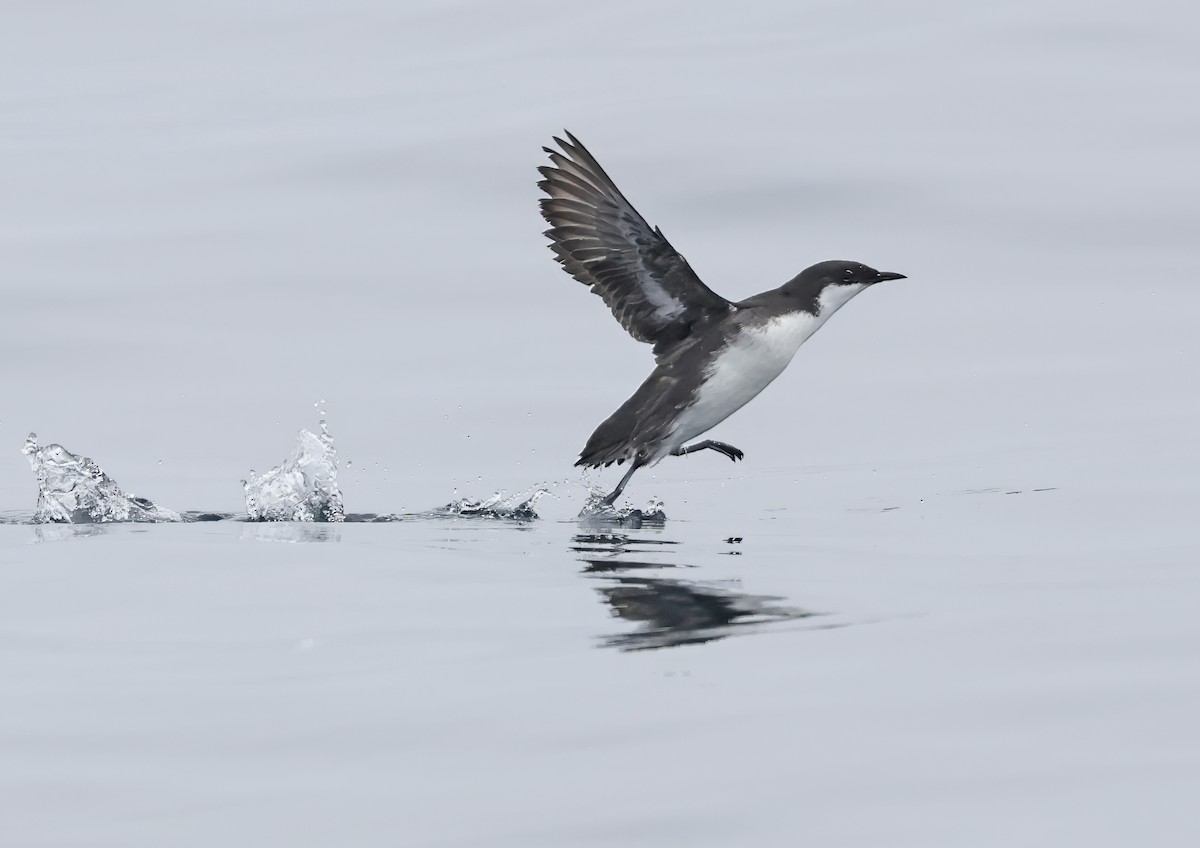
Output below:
[664,310,826,456]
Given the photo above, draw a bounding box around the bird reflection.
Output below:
[575,534,818,652]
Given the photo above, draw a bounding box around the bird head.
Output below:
[805,260,907,288]
[782,260,906,315]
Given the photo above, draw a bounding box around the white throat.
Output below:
[815,282,867,317]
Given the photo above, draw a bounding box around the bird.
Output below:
[538,132,905,507]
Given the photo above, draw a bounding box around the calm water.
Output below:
[4,477,1198,845]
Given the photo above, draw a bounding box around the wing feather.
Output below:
[538,132,732,355]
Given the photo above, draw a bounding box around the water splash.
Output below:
[434,487,548,521]
[577,488,667,528]
[20,433,180,523]
[243,415,344,522]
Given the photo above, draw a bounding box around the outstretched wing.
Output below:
[538,132,733,355]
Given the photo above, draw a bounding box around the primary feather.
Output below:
[538,132,733,358]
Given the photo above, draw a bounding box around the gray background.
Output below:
[2,1,1199,845]
[5,0,1195,519]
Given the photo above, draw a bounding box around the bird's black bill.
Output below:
[871,271,906,283]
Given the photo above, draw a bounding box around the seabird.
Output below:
[538,132,905,506]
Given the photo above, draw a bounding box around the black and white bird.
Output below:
[538,132,905,506]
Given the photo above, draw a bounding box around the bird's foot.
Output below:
[707,440,744,462]
[673,440,744,462]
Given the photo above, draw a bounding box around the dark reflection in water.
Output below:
[596,575,816,651]
[575,533,822,652]
[580,557,686,574]
[571,533,679,557]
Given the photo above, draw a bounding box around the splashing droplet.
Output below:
[577,485,667,528]
[20,433,180,523]
[243,415,344,522]
[435,487,549,521]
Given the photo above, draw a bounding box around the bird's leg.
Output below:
[671,440,745,462]
[601,462,641,507]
